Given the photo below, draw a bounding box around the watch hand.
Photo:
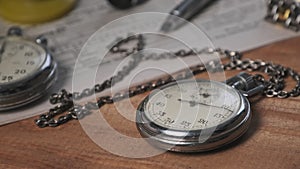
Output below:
[0,39,7,64]
[199,93,210,98]
[178,99,233,112]
[199,93,218,98]
[177,98,196,106]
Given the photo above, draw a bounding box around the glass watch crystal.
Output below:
[0,27,57,111]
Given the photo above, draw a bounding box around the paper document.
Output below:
[0,0,298,126]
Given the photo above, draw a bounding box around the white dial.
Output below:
[144,80,242,131]
[0,38,46,85]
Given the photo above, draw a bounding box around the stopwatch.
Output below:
[0,27,57,111]
[136,72,264,152]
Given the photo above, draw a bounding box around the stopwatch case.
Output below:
[0,37,57,111]
[136,80,251,152]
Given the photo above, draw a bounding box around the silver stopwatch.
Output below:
[136,72,264,152]
[0,27,57,111]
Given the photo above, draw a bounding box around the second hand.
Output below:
[0,39,7,64]
[177,98,233,112]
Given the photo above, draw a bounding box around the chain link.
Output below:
[223,55,300,98]
[35,34,300,128]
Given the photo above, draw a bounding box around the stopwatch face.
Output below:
[143,80,242,131]
[0,38,47,85]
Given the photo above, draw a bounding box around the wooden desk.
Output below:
[0,37,299,169]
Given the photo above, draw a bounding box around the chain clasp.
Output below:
[226,72,264,97]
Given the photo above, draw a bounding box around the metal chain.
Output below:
[221,50,300,98]
[35,35,300,128]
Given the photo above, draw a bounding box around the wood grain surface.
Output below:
[0,37,299,169]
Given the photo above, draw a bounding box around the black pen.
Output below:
[0,39,6,64]
[107,0,148,9]
[161,0,215,32]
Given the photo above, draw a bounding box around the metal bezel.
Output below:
[136,79,251,152]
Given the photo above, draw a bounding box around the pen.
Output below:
[160,0,215,32]
[0,38,6,64]
[107,0,148,9]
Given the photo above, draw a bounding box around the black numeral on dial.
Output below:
[15,69,26,74]
[2,76,13,81]
[25,52,33,57]
[26,61,35,65]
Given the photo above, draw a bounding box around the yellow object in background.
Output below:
[0,0,77,24]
